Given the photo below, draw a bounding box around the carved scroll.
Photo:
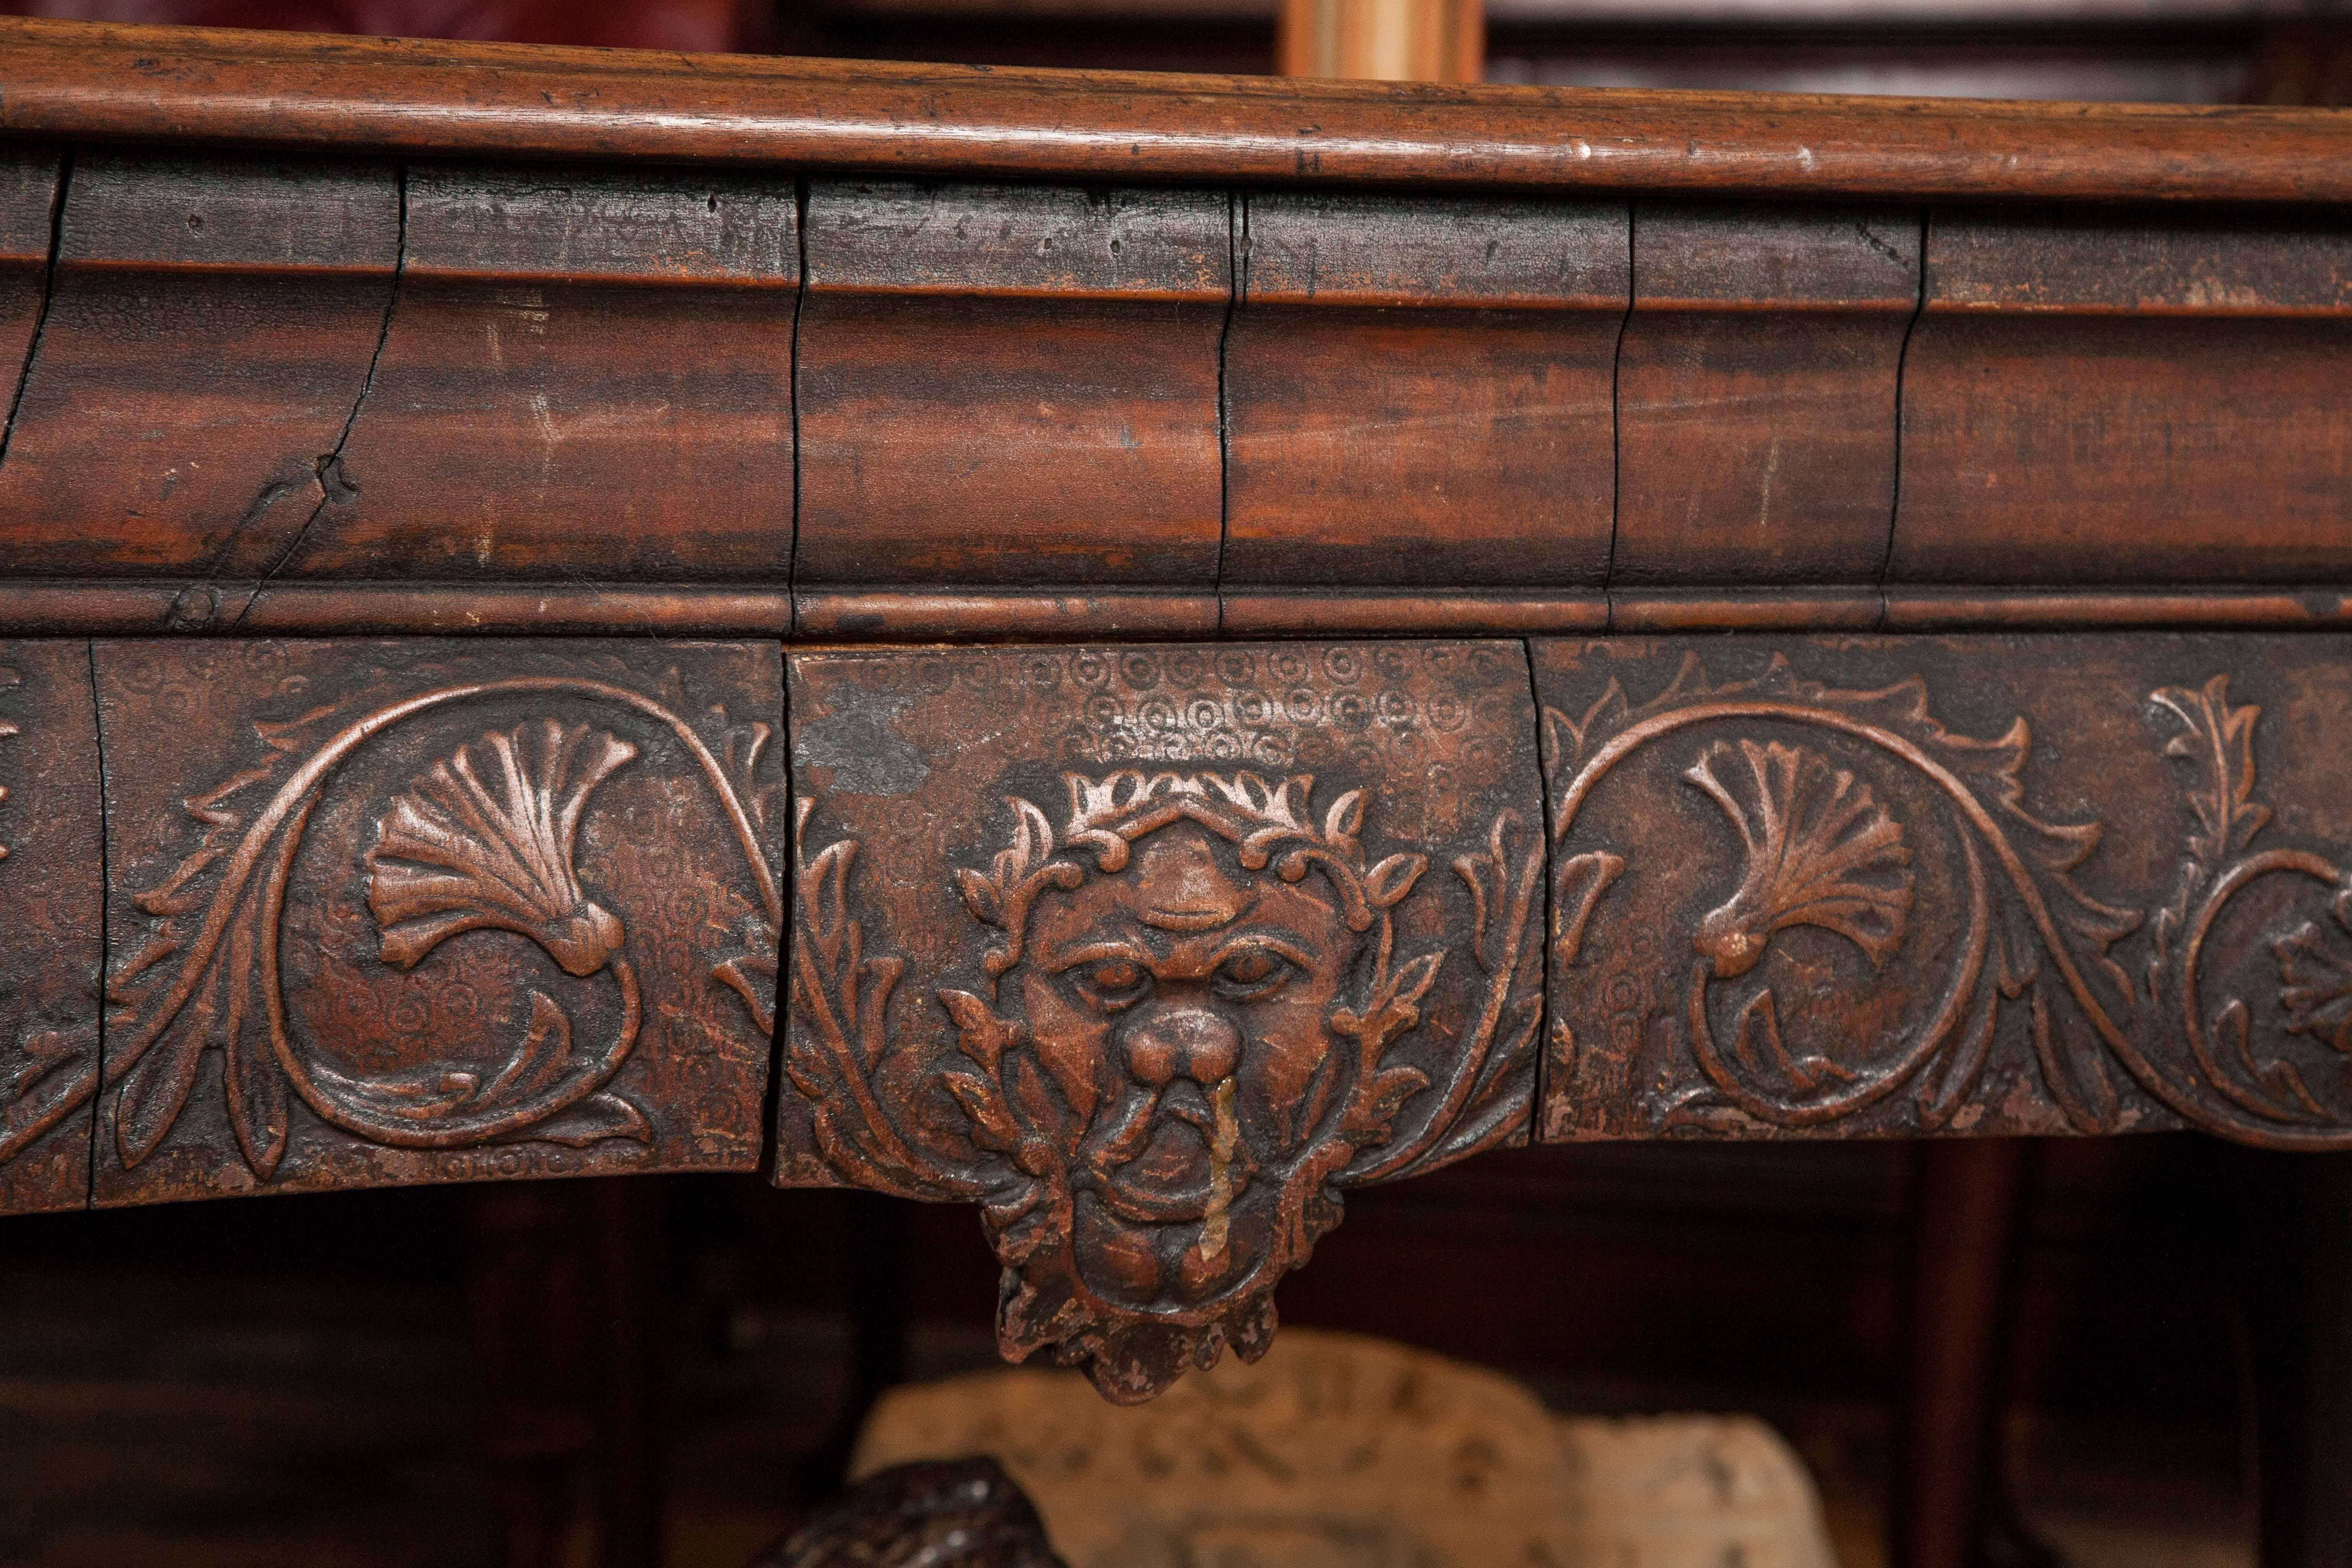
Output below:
[2,626,2349,1368]
[90,640,784,1204]
[1534,637,2352,1149]
[779,644,1546,1401]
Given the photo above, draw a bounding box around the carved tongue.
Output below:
[1187,1076,1241,1268]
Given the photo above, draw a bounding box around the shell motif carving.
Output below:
[367,721,637,980]
[1683,739,1914,980]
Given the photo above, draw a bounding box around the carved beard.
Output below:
[939,794,1418,1403]
[991,1097,1359,1405]
[952,993,1366,1405]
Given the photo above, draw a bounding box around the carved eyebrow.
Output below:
[1046,939,1154,975]
[1209,932,1319,969]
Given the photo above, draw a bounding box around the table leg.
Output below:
[2247,1152,2352,1568]
[799,1192,914,1499]
[467,1178,664,1568]
[1895,1139,2031,1568]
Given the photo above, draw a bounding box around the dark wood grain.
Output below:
[399,165,797,285]
[1881,588,2352,630]
[1890,209,2352,587]
[1224,193,1625,598]
[0,585,2349,637]
[7,17,2352,203]
[0,581,800,637]
[804,181,1228,299]
[1612,203,1918,587]
[1535,634,2352,1150]
[280,166,797,585]
[0,99,2324,637]
[1608,588,1883,631]
[1896,1139,2030,1568]
[1219,590,1610,636]
[0,153,397,579]
[0,642,103,1215]
[90,638,782,1207]
[0,146,60,448]
[780,641,1544,1400]
[793,589,1219,642]
[795,183,1226,623]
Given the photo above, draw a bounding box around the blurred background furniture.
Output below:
[849,1327,1841,1568]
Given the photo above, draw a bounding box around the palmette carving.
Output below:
[95,642,783,1201]
[1537,640,2352,1148]
[368,721,637,979]
[781,644,1545,1402]
[1684,739,1914,981]
[13,636,2352,1239]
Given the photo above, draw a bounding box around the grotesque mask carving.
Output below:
[941,772,1435,1396]
[781,644,1546,1403]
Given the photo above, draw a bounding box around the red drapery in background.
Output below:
[0,1,755,51]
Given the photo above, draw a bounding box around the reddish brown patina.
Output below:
[1536,635,2352,1150]
[87,639,782,1207]
[778,642,1546,1400]
[0,641,104,1215]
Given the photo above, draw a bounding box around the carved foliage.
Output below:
[93,642,784,1201]
[1537,641,2352,1149]
[368,721,637,978]
[1684,739,1914,981]
[781,644,1545,1403]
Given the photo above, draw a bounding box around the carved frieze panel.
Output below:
[781,643,1545,1401]
[92,640,783,1206]
[0,644,105,1215]
[1535,635,2352,1149]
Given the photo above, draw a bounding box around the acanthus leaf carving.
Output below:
[2157,674,2273,864]
[1544,649,2352,1149]
[2150,673,2348,1133]
[788,760,1542,1405]
[785,799,960,1201]
[103,672,783,1179]
[1548,652,2116,1132]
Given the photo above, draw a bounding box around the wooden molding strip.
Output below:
[0,581,796,635]
[2,581,2350,635]
[3,17,2351,203]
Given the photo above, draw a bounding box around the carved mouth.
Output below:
[1092,1085,1251,1224]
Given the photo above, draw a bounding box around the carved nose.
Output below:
[1122,1006,1241,1088]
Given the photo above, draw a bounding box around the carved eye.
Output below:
[1072,958,1153,1011]
[1212,948,1294,1002]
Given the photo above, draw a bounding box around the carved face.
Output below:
[1015,824,1357,1311]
